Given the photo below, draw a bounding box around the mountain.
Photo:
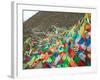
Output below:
[23,11,85,34]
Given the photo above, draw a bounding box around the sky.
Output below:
[23,10,39,22]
